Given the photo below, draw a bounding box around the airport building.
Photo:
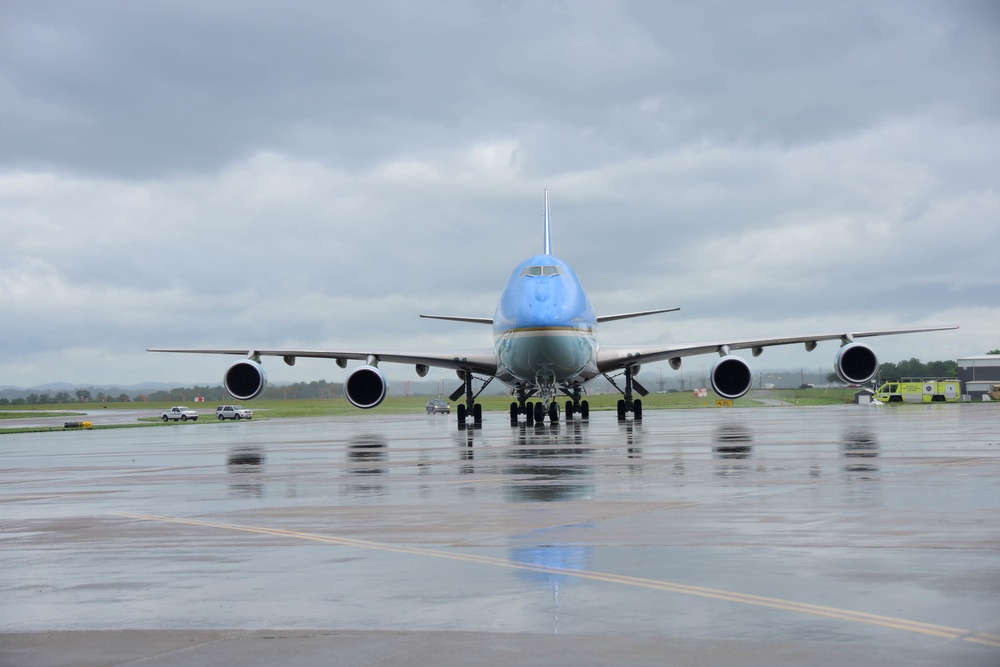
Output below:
[957,355,1000,400]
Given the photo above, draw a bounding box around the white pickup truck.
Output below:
[161,406,199,421]
[216,404,253,420]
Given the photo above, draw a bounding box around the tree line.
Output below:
[141,380,340,403]
[0,380,343,406]
[0,390,132,406]
[875,358,957,382]
[874,349,998,382]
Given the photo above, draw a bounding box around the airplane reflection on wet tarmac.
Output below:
[218,416,897,506]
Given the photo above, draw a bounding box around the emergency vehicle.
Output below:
[873,378,960,403]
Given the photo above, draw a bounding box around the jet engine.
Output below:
[224,360,267,401]
[710,355,754,400]
[345,365,388,409]
[834,342,878,385]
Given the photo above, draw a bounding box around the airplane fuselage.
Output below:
[492,254,599,392]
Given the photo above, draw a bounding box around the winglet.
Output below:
[543,189,552,256]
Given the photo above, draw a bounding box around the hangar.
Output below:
[957,355,1000,400]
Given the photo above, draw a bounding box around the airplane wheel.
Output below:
[634,399,643,421]
[617,400,626,421]
[534,402,546,423]
[510,402,519,424]
[457,404,467,423]
[565,401,575,420]
[549,402,560,422]
[473,403,483,424]
[525,402,534,425]
[581,400,590,420]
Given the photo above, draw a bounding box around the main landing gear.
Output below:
[562,385,590,422]
[452,371,492,428]
[604,365,648,422]
[509,386,590,425]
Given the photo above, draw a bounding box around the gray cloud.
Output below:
[1,0,997,386]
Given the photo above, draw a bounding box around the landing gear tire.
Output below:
[634,399,643,421]
[473,403,483,424]
[525,402,534,425]
[581,400,590,420]
[549,402,560,423]
[565,401,575,420]
[534,402,546,423]
[510,402,519,424]
[457,404,467,423]
[617,400,627,421]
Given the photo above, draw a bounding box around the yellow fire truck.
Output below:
[873,378,960,403]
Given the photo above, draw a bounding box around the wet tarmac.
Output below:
[2,405,999,666]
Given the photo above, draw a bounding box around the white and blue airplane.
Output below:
[150,193,956,425]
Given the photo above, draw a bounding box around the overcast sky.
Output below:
[2,0,997,389]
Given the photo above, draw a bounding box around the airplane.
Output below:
[149,192,957,426]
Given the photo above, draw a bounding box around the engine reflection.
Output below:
[227,446,266,497]
[342,435,388,497]
[712,424,754,478]
[841,431,879,476]
[347,435,388,475]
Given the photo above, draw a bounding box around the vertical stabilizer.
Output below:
[543,189,552,255]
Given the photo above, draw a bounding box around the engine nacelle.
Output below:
[710,355,754,400]
[345,365,388,409]
[834,342,878,385]
[224,360,267,401]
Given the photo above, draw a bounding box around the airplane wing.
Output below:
[596,308,680,323]
[418,315,494,325]
[147,347,499,375]
[417,308,682,325]
[596,326,959,373]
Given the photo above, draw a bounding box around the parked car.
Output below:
[426,399,450,414]
[216,404,253,420]
[161,406,198,422]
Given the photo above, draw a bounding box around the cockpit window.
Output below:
[521,266,562,277]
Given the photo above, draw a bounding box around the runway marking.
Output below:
[113,511,1000,649]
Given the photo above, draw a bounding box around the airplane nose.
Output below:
[534,280,550,302]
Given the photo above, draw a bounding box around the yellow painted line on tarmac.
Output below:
[113,511,1000,649]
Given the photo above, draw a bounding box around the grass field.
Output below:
[0,388,863,434]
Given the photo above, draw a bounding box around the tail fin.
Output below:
[543,189,552,255]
